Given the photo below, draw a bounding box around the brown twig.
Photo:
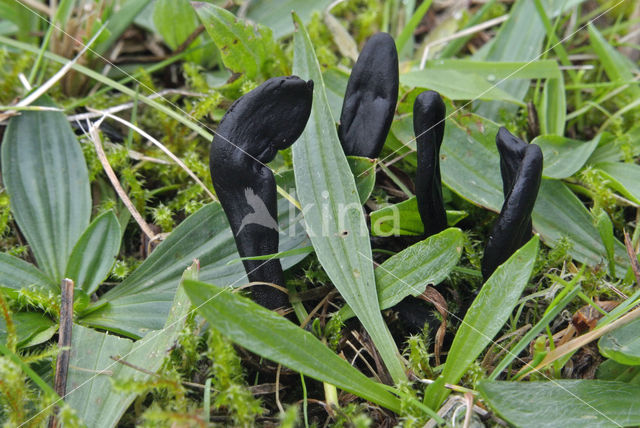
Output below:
[49,279,74,428]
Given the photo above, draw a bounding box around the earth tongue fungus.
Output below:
[413,90,448,238]
[481,127,543,281]
[338,32,399,158]
[209,76,313,310]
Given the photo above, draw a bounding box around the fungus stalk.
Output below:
[414,90,448,237]
[210,76,313,310]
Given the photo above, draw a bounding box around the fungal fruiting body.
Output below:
[414,90,448,237]
[338,32,399,159]
[482,128,543,280]
[209,76,313,309]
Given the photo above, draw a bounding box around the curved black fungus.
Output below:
[495,127,533,249]
[209,76,314,310]
[481,131,543,281]
[338,32,399,159]
[414,90,448,237]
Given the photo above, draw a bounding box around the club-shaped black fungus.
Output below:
[209,76,313,310]
[481,129,543,280]
[338,32,399,159]
[414,91,448,237]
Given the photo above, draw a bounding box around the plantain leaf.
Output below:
[291,13,404,383]
[154,0,208,64]
[348,156,376,204]
[370,197,466,236]
[538,76,566,136]
[595,162,640,205]
[339,228,464,321]
[599,317,640,366]
[183,279,402,413]
[533,134,600,179]
[479,380,640,428]
[0,253,57,291]
[0,311,56,349]
[1,95,91,283]
[65,265,193,428]
[65,210,121,295]
[247,0,332,39]
[425,237,539,409]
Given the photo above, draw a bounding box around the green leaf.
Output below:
[595,208,616,278]
[66,267,192,427]
[246,0,332,39]
[588,23,640,99]
[348,156,376,204]
[0,311,55,349]
[532,180,628,275]
[292,13,404,383]
[95,0,152,55]
[400,69,521,103]
[154,0,203,63]
[323,67,349,119]
[425,237,539,409]
[595,162,640,205]
[599,317,640,366]
[538,76,566,136]
[193,2,278,79]
[65,211,121,295]
[423,59,562,80]
[82,173,308,338]
[479,380,640,427]
[0,253,57,291]
[370,197,466,236]
[395,0,432,56]
[597,359,640,384]
[339,228,464,321]
[533,135,600,179]
[183,279,402,413]
[1,95,91,282]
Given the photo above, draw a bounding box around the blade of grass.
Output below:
[395,0,432,55]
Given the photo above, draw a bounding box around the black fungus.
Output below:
[414,90,448,237]
[209,76,314,309]
[338,32,399,159]
[481,128,543,280]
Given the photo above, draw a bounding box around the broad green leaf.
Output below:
[400,69,520,103]
[370,197,466,236]
[595,162,640,205]
[348,156,376,204]
[292,13,404,383]
[183,279,402,413]
[533,135,600,179]
[588,23,640,99]
[82,173,308,338]
[474,0,581,118]
[0,253,57,291]
[532,180,628,275]
[538,77,566,136]
[425,237,539,409]
[423,59,562,80]
[323,67,349,119]
[193,2,278,79]
[479,380,640,427]
[65,210,121,295]
[246,0,332,39]
[597,359,640,384]
[154,0,207,64]
[599,317,640,366]
[1,96,91,282]
[95,0,152,55]
[0,311,55,348]
[66,268,192,428]
[339,228,464,321]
